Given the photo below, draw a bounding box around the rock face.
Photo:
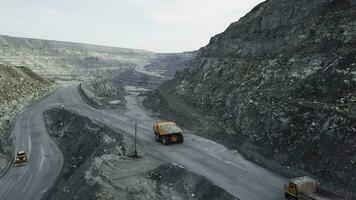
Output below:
[148,0,356,192]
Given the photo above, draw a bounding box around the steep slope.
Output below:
[145,0,356,193]
[0,65,54,173]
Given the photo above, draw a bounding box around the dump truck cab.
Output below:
[15,150,28,167]
[153,121,184,145]
[285,176,343,200]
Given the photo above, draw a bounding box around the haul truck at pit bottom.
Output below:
[285,176,345,200]
[153,121,184,145]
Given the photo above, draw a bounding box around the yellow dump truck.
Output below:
[153,121,184,145]
[15,150,28,167]
[284,176,344,200]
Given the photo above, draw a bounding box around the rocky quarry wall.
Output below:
[146,0,356,193]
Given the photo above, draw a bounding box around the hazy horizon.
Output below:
[0,0,264,53]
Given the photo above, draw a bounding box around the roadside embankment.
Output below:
[0,65,55,174]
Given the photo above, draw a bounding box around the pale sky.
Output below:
[0,0,264,52]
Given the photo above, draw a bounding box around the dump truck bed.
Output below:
[157,122,182,134]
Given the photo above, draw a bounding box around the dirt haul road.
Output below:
[0,85,286,200]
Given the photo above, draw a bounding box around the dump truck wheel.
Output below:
[177,134,184,144]
[162,136,171,145]
[155,134,160,142]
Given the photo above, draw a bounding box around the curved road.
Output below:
[0,85,286,200]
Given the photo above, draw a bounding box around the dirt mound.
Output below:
[80,78,126,108]
[43,108,115,199]
[147,164,237,200]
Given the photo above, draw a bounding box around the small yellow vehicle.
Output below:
[284,176,344,200]
[15,150,28,167]
[153,121,184,145]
